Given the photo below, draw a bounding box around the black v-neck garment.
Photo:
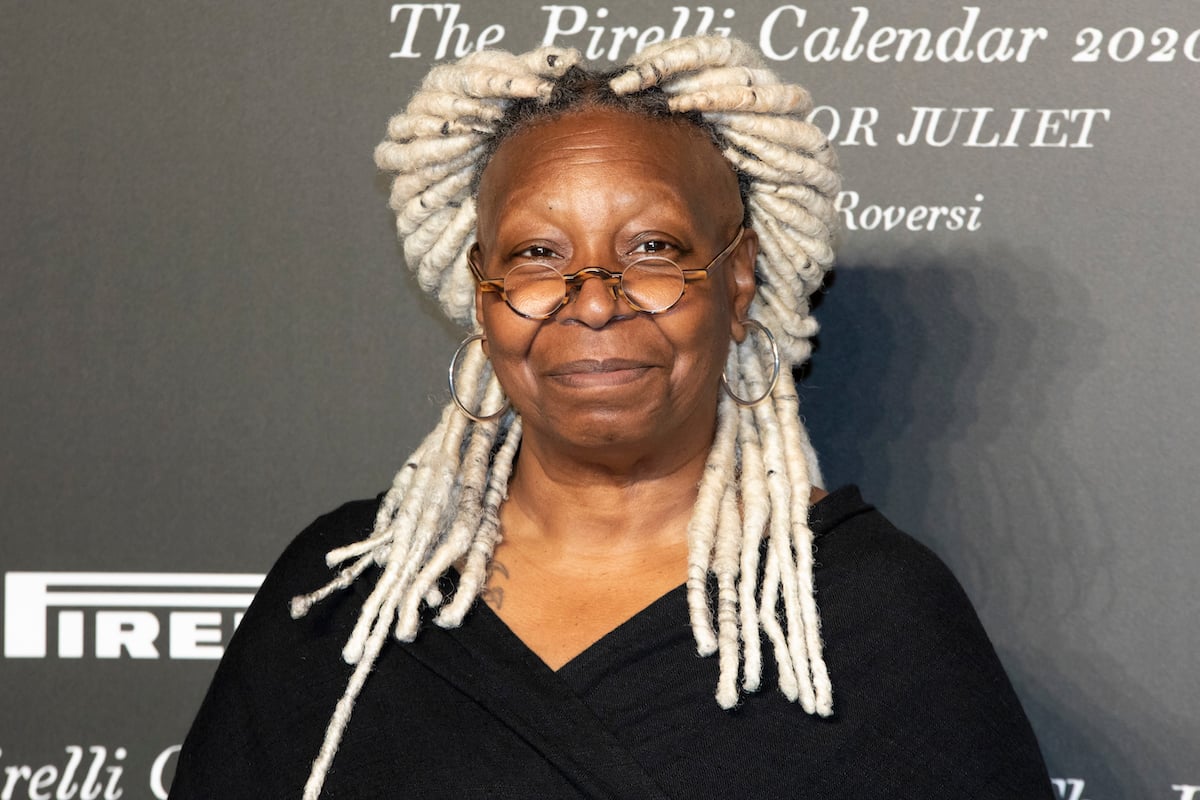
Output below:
[171,487,1052,799]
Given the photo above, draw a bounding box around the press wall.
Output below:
[2,3,1197,798]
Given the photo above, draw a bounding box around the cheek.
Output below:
[480,306,541,398]
[481,300,533,352]
[664,306,735,394]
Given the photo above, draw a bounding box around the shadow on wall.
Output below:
[799,248,1186,798]
[801,248,1110,610]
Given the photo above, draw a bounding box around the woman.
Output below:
[171,37,1051,799]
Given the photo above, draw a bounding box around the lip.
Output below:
[546,359,655,388]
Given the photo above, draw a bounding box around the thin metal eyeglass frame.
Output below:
[468,227,745,320]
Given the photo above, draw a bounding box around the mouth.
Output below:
[546,359,655,388]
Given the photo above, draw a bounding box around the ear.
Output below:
[468,242,494,356]
[727,228,759,343]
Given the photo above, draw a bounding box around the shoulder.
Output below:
[811,487,1010,700]
[810,486,978,629]
[205,492,383,658]
[270,497,381,585]
[807,487,1052,798]
[233,495,383,650]
[171,497,383,798]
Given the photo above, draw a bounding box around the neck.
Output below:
[503,426,713,554]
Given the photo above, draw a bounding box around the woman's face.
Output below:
[474,107,757,463]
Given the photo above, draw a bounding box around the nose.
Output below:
[560,268,632,329]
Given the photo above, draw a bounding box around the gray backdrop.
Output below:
[2,2,1196,798]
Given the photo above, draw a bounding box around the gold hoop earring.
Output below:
[448,334,510,423]
[721,319,780,408]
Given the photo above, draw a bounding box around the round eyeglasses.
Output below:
[468,228,745,320]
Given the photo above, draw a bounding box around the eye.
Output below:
[516,244,559,261]
[631,239,676,256]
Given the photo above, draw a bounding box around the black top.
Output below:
[171,486,1052,799]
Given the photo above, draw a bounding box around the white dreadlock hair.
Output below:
[290,36,840,799]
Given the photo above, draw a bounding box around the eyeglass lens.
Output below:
[503,258,686,318]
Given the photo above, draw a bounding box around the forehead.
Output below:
[475,107,741,237]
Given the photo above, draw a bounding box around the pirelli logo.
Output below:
[4,572,264,660]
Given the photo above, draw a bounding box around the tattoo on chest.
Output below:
[479,559,510,609]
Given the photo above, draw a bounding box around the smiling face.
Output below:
[474,106,757,468]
